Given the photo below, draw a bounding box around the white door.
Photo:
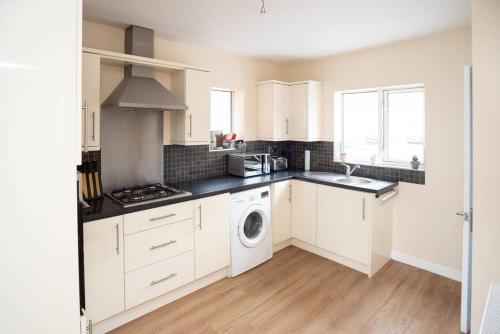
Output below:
[273,83,290,140]
[185,69,210,143]
[459,65,473,333]
[84,216,125,324]
[291,181,317,245]
[82,52,100,150]
[289,83,308,140]
[194,194,230,279]
[317,185,370,265]
[271,181,292,244]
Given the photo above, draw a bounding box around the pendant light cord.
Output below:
[260,0,266,14]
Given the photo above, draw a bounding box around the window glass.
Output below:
[337,86,425,167]
[210,90,232,134]
[343,92,379,162]
[386,90,425,162]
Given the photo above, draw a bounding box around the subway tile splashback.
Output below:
[83,141,425,186]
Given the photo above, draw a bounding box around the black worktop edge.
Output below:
[82,172,397,223]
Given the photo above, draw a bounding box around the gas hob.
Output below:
[107,183,191,207]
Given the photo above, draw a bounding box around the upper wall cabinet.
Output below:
[82,52,101,151]
[169,69,211,145]
[257,80,322,141]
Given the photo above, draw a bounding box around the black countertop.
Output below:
[82,169,397,223]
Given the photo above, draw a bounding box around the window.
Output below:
[335,86,424,167]
[210,89,233,134]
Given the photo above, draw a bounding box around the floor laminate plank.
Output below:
[110,246,461,334]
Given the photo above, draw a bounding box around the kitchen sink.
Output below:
[334,176,376,185]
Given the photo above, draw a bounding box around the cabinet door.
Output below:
[271,181,292,244]
[194,193,230,279]
[185,69,210,143]
[272,83,290,140]
[82,52,100,150]
[289,83,308,140]
[257,83,274,140]
[84,216,125,324]
[317,185,370,265]
[291,180,317,245]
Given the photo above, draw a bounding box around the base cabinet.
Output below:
[84,216,125,325]
[316,185,394,276]
[291,180,317,245]
[194,193,231,279]
[317,185,370,265]
[271,181,292,244]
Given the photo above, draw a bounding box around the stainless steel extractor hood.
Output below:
[101,25,187,111]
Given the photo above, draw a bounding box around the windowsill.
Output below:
[334,160,425,171]
[209,147,236,152]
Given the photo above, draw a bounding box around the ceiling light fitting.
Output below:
[260,0,266,14]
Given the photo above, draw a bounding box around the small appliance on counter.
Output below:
[270,156,288,171]
[228,153,270,177]
[268,147,288,171]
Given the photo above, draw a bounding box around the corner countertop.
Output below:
[82,169,397,223]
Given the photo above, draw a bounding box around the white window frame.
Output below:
[335,84,425,169]
[210,87,234,133]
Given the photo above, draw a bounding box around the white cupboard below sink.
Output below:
[317,184,394,276]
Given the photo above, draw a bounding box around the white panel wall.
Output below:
[0,1,81,333]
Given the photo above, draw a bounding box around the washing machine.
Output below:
[230,186,273,277]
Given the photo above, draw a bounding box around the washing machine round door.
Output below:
[238,205,269,248]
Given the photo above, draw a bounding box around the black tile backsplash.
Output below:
[163,140,425,185]
[83,141,425,185]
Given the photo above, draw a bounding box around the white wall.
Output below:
[0,1,80,333]
[471,0,500,332]
[83,20,285,141]
[284,28,471,274]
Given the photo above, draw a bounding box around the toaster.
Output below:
[270,157,288,171]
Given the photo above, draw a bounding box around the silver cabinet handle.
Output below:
[188,114,192,137]
[150,240,177,250]
[151,273,177,286]
[87,319,92,334]
[198,205,202,230]
[288,184,292,202]
[115,224,119,255]
[82,100,88,152]
[91,111,95,141]
[149,213,176,222]
[286,118,289,135]
[362,198,366,220]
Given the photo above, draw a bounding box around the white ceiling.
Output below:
[83,0,471,61]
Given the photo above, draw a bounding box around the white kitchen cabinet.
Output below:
[82,52,100,151]
[169,69,211,145]
[289,81,322,141]
[317,185,370,265]
[316,185,394,276]
[84,216,125,325]
[291,180,317,245]
[194,193,231,279]
[256,80,322,141]
[271,180,292,244]
[257,81,290,141]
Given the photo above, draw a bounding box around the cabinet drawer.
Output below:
[125,251,194,309]
[124,219,194,272]
[124,201,194,235]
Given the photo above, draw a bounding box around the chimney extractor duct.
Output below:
[101,25,187,111]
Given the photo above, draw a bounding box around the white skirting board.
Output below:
[92,267,228,334]
[391,251,461,282]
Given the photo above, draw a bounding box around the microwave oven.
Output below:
[228,153,271,177]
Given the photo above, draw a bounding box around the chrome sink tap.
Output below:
[340,163,360,177]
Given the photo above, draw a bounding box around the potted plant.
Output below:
[411,155,420,170]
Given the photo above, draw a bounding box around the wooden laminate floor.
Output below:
[111,246,461,334]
